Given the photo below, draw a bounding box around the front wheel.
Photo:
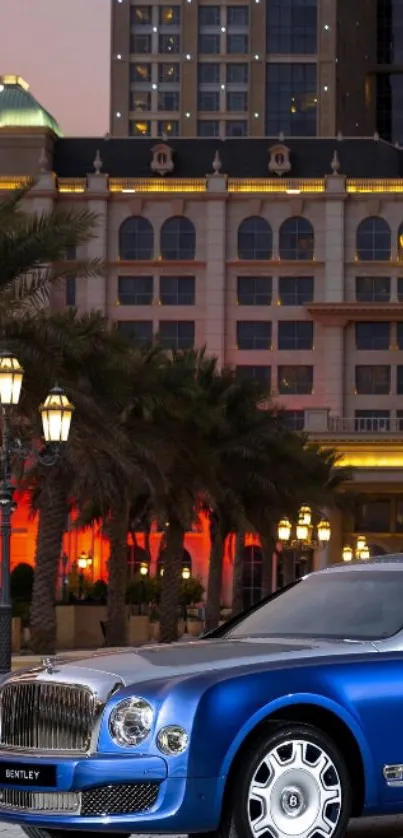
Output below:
[197,724,352,838]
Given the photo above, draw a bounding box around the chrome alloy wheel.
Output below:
[247,738,342,838]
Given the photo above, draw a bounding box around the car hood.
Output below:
[6,636,377,699]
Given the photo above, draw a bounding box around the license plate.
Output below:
[0,762,57,787]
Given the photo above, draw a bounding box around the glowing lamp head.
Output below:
[299,505,312,526]
[139,563,148,576]
[359,545,370,560]
[342,546,353,563]
[317,518,331,543]
[182,567,191,580]
[77,551,88,570]
[0,352,24,406]
[277,517,291,542]
[39,385,74,444]
[296,521,309,543]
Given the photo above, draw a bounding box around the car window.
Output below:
[225,571,403,641]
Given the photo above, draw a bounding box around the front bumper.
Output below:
[0,754,225,833]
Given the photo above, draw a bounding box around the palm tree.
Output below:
[0,183,103,316]
[229,433,350,610]
[203,373,291,630]
[149,348,223,643]
[11,311,138,653]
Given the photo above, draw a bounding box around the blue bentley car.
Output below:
[3,558,403,838]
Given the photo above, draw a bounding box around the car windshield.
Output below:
[225,570,403,641]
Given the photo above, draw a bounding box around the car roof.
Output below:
[316,554,403,574]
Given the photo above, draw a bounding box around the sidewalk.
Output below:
[2,819,403,838]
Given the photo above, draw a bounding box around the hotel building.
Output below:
[1,75,403,609]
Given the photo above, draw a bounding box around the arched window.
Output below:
[160,217,196,260]
[279,217,314,260]
[158,547,192,578]
[237,217,273,260]
[356,217,391,261]
[242,545,263,609]
[119,216,154,260]
[397,222,403,261]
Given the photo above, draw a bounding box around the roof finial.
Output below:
[278,131,285,142]
[336,130,343,141]
[93,149,103,174]
[38,147,49,173]
[374,131,380,142]
[212,149,222,175]
[331,149,341,175]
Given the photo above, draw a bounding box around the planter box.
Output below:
[56,605,106,650]
[12,617,21,654]
[187,620,203,637]
[148,621,160,643]
[128,615,149,646]
[147,620,187,643]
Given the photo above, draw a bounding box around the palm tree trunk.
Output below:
[205,515,224,632]
[159,521,184,643]
[30,477,68,654]
[261,532,275,597]
[231,531,245,616]
[106,502,130,647]
[144,523,151,565]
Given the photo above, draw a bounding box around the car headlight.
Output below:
[109,697,154,747]
[157,725,189,756]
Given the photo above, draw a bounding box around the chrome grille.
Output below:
[81,783,160,816]
[0,788,80,814]
[0,682,96,752]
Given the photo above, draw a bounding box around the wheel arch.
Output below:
[220,696,376,818]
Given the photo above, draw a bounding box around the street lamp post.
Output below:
[275,506,331,590]
[0,352,74,673]
[277,506,332,551]
[342,536,370,563]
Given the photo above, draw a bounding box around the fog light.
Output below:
[157,725,189,755]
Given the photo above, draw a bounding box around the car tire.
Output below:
[191,723,352,838]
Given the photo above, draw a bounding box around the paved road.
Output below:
[1,819,403,837]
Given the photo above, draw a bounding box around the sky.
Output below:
[0,0,110,136]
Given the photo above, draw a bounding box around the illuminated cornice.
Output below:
[309,441,403,469]
[4,175,403,197]
[347,179,403,193]
[227,179,325,193]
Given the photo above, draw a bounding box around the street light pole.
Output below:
[276,505,331,590]
[0,406,14,672]
[0,352,74,674]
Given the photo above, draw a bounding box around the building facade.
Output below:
[2,76,403,604]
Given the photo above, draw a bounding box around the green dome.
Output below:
[0,76,63,136]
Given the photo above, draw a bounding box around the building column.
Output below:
[203,176,227,366]
[31,172,56,214]
[322,176,347,416]
[86,174,109,313]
